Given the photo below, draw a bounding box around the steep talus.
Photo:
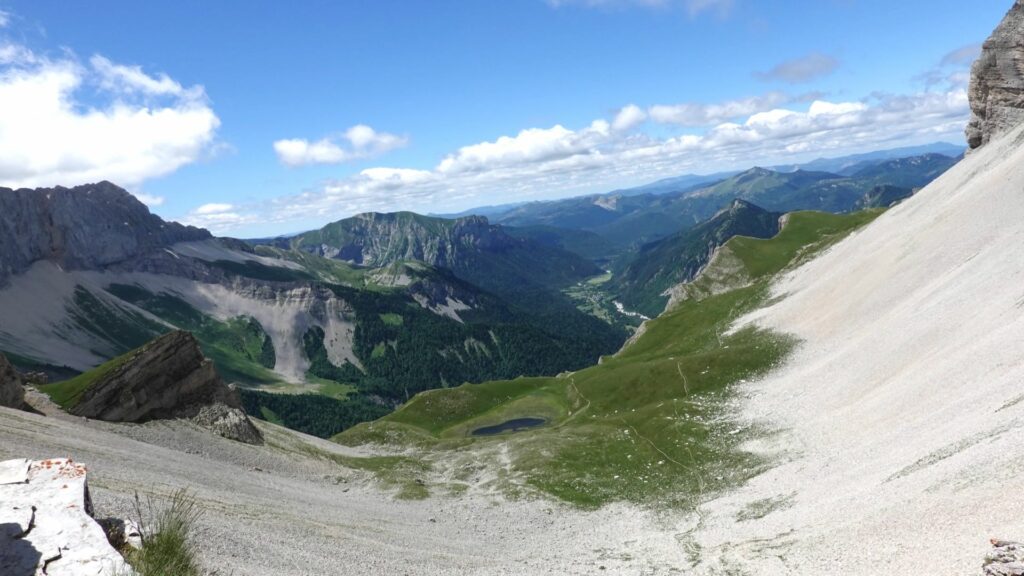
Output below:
[687,99,1024,575]
[967,0,1024,149]
[0,182,209,286]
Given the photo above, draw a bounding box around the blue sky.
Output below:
[0,0,1011,236]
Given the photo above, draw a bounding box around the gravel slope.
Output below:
[687,125,1024,573]
[0,397,689,575]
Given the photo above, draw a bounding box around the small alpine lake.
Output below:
[471,417,547,437]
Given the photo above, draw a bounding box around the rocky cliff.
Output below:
[0,354,25,410]
[290,211,520,268]
[967,0,1024,149]
[0,181,210,286]
[69,331,262,444]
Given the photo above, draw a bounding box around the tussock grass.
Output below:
[123,489,203,576]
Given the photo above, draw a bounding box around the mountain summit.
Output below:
[0,182,209,286]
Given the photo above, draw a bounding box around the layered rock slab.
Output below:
[69,330,263,444]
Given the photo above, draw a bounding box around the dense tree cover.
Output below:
[312,282,623,404]
[239,389,389,438]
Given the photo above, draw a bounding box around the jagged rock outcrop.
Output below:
[71,331,263,444]
[0,458,134,575]
[984,539,1024,576]
[0,181,210,286]
[0,354,25,410]
[966,0,1024,149]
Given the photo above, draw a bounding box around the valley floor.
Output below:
[0,401,690,575]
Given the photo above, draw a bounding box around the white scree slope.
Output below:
[690,123,1024,573]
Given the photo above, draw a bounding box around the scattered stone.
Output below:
[0,353,26,410]
[985,539,1024,576]
[967,0,1024,149]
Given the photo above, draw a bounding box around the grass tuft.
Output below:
[122,489,203,576]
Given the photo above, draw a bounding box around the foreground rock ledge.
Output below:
[71,330,263,445]
[0,458,133,575]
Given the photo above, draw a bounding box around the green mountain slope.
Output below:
[286,211,627,367]
[337,209,882,507]
[611,200,782,317]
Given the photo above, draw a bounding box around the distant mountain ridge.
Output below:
[484,152,958,256]
[448,142,964,228]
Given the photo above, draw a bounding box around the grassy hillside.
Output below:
[611,200,782,317]
[337,209,882,507]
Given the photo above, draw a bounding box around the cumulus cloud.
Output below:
[649,92,795,126]
[133,193,165,207]
[197,77,969,235]
[0,42,220,190]
[273,124,408,167]
[613,104,647,131]
[194,202,234,215]
[756,53,840,84]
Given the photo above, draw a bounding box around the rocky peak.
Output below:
[69,331,262,444]
[966,0,1024,149]
[0,181,210,286]
[0,354,26,410]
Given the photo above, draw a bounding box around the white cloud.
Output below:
[194,202,234,215]
[613,104,647,131]
[90,55,201,100]
[133,193,165,207]
[200,78,969,235]
[0,10,9,28]
[756,53,840,84]
[273,124,408,167]
[436,121,610,174]
[649,92,793,126]
[0,43,220,190]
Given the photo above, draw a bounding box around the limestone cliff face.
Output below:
[290,211,519,269]
[0,181,210,286]
[967,0,1024,149]
[0,354,25,409]
[71,331,262,444]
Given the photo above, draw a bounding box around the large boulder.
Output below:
[0,458,134,576]
[0,354,25,410]
[966,0,1024,149]
[70,331,263,444]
